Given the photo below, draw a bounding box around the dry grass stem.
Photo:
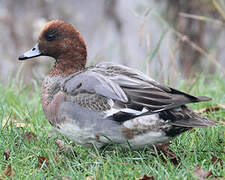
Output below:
[179,12,225,26]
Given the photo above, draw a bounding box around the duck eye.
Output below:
[45,33,56,41]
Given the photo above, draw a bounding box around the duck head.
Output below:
[19,20,87,76]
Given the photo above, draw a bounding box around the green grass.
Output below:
[0,75,224,180]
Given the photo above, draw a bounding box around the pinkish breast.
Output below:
[41,75,64,126]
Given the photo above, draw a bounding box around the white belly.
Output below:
[57,123,102,148]
[56,113,171,149]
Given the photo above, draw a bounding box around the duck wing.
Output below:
[60,62,215,129]
[62,69,128,104]
[61,62,211,113]
[90,62,211,112]
[62,62,211,112]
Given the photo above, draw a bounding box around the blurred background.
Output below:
[0,0,225,85]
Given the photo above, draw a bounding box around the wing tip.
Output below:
[170,117,217,127]
[197,96,212,102]
[197,117,217,127]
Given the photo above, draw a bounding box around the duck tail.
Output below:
[170,112,216,127]
[161,105,217,128]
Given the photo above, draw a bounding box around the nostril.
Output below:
[32,47,36,51]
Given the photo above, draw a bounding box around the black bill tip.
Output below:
[18,54,41,61]
[18,55,28,60]
[18,43,42,61]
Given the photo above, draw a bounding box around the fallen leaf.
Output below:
[2,115,34,129]
[136,174,154,180]
[218,119,225,125]
[194,104,225,114]
[0,165,14,179]
[54,139,73,154]
[85,176,94,180]
[3,150,11,161]
[194,165,212,180]
[62,177,71,180]
[155,142,170,151]
[151,142,180,166]
[211,155,223,167]
[218,104,225,109]
[2,116,11,127]
[22,132,37,142]
[38,156,49,169]
[15,122,34,129]
[3,165,11,177]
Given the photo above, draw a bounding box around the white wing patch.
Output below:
[104,106,148,117]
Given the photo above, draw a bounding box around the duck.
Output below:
[18,20,216,149]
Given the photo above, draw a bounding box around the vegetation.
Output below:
[0,0,224,179]
[0,75,224,179]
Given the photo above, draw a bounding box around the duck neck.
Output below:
[49,49,87,77]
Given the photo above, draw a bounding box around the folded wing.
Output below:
[90,62,211,112]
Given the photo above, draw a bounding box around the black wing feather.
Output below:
[122,86,210,112]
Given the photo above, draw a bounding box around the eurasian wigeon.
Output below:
[19,20,215,149]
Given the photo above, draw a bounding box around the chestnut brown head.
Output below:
[19,20,87,67]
